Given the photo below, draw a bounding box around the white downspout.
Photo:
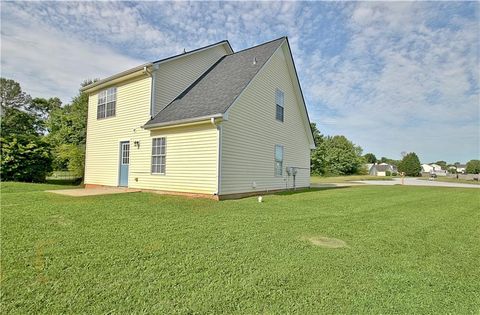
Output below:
[211,117,222,196]
[146,65,157,118]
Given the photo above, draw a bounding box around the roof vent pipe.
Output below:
[253,57,257,65]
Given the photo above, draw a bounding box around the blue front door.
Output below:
[119,141,130,187]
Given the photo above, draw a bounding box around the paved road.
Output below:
[353,178,480,189]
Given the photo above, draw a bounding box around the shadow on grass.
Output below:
[46,179,83,186]
[275,186,350,196]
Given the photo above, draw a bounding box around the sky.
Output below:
[1,1,479,163]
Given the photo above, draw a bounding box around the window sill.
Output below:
[97,115,116,120]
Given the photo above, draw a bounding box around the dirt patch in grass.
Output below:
[50,215,73,226]
[304,236,348,248]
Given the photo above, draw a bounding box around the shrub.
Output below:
[392,172,398,176]
[386,171,392,176]
[0,135,52,182]
[57,144,85,178]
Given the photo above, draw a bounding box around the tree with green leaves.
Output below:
[46,81,90,177]
[1,134,52,182]
[1,106,38,137]
[310,123,324,175]
[30,97,62,133]
[0,78,31,111]
[0,78,53,182]
[398,152,422,176]
[379,156,400,167]
[310,123,323,146]
[466,160,480,174]
[364,153,377,164]
[312,134,364,176]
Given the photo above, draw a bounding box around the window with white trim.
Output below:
[97,87,116,119]
[274,144,284,176]
[275,88,284,122]
[121,142,130,165]
[151,137,166,174]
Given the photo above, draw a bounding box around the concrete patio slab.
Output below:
[46,187,141,197]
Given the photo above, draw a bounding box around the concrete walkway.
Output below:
[353,178,480,189]
[46,187,141,197]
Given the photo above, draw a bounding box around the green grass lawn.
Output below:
[1,182,479,314]
[418,176,480,185]
[311,174,394,184]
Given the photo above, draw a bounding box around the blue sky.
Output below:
[1,1,479,163]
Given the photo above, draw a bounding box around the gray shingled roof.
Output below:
[373,164,397,172]
[144,37,285,127]
[374,165,390,172]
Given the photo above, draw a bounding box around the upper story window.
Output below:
[275,88,284,122]
[97,87,116,119]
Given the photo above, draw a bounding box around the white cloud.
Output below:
[302,1,479,162]
[1,1,303,102]
[1,3,144,103]
[1,1,478,162]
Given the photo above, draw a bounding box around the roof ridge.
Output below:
[153,39,232,64]
[231,36,286,55]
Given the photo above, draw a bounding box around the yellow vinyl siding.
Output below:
[85,75,152,186]
[85,76,219,194]
[153,45,228,115]
[220,44,311,195]
[129,123,218,194]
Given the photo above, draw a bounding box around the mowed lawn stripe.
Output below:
[1,182,479,314]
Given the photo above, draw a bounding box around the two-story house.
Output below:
[82,37,315,200]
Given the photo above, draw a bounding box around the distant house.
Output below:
[447,164,466,174]
[430,164,444,171]
[421,164,434,173]
[422,163,447,176]
[455,164,467,174]
[365,163,374,172]
[81,37,315,200]
[369,164,397,176]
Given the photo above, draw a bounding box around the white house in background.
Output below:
[81,37,315,200]
[455,164,467,174]
[368,164,397,176]
[365,163,374,172]
[422,163,447,176]
[430,164,443,171]
[447,164,466,174]
[422,164,434,173]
